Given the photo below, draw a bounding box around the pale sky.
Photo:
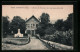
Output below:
[2,5,73,21]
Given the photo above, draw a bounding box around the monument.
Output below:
[14,29,23,37]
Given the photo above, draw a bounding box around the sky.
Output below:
[2,5,73,22]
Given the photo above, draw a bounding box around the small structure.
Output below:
[14,29,23,37]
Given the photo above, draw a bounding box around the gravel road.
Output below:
[2,37,50,50]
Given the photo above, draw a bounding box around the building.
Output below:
[25,15,39,36]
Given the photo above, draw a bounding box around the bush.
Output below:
[41,29,73,46]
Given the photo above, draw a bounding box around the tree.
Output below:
[40,13,50,24]
[36,26,45,36]
[63,13,73,31]
[54,13,73,31]
[10,16,26,34]
[54,19,64,31]
[45,23,55,35]
[2,16,10,37]
[36,13,50,36]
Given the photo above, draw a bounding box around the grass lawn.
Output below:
[2,37,29,45]
[2,36,31,50]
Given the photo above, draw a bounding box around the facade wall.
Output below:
[26,18,39,36]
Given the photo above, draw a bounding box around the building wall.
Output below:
[26,18,39,35]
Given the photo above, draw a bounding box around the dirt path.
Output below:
[2,37,50,50]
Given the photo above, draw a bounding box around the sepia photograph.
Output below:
[2,5,73,50]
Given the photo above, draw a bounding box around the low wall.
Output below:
[40,39,73,50]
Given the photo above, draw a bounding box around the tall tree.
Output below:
[36,13,50,36]
[2,16,10,37]
[10,16,26,34]
[54,13,73,31]
[40,13,50,24]
[63,13,73,31]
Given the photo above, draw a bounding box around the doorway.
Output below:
[32,30,35,36]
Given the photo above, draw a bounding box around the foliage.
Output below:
[63,13,73,31]
[53,30,73,46]
[37,13,73,37]
[41,30,73,46]
[54,13,73,31]
[36,26,45,36]
[10,16,26,34]
[40,13,50,24]
[54,19,64,31]
[37,13,73,46]
[36,13,50,36]
[2,16,10,38]
[45,23,55,34]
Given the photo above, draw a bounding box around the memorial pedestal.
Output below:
[14,29,23,37]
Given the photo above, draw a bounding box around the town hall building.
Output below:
[25,15,40,36]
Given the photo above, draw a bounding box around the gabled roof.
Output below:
[26,15,40,23]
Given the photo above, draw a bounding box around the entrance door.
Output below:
[32,30,34,36]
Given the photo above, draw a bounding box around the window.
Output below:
[33,24,35,26]
[31,24,33,28]
[27,24,30,28]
